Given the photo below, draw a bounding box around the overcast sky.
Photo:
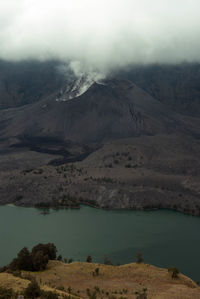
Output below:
[1,0,200,75]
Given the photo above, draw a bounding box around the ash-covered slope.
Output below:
[56,74,96,101]
[118,63,200,117]
[0,78,199,143]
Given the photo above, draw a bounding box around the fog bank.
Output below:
[1,0,200,75]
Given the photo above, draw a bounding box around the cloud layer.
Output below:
[1,0,200,74]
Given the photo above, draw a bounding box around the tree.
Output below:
[17,247,33,270]
[32,250,49,271]
[86,255,92,263]
[168,266,179,278]
[57,255,62,261]
[32,243,57,260]
[9,247,32,271]
[24,279,41,298]
[136,252,143,264]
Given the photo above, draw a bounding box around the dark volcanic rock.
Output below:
[0,76,199,216]
[0,79,199,143]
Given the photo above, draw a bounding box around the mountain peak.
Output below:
[55,74,106,102]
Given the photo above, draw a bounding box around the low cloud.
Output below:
[1,0,200,75]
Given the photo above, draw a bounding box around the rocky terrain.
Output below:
[0,260,200,298]
[1,61,200,117]
[0,60,66,109]
[0,134,199,216]
[0,63,199,215]
[118,63,200,117]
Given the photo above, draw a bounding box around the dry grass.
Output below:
[20,261,200,299]
[0,273,29,292]
[0,261,200,298]
[0,271,78,298]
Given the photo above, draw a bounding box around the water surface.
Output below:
[0,205,199,281]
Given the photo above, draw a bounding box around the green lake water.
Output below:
[0,205,199,281]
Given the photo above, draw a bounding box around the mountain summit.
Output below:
[55,75,106,102]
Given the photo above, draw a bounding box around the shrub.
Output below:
[0,287,14,299]
[57,255,62,261]
[136,293,147,299]
[168,266,179,278]
[136,252,143,264]
[0,266,8,273]
[41,290,59,299]
[125,164,131,168]
[68,258,73,263]
[86,288,97,299]
[92,268,99,276]
[86,255,92,263]
[12,270,21,277]
[105,163,113,168]
[67,286,72,293]
[94,286,100,293]
[24,279,41,298]
[14,195,23,202]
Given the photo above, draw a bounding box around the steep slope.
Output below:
[0,60,66,109]
[0,79,199,214]
[1,61,200,117]
[0,79,199,144]
[118,63,200,117]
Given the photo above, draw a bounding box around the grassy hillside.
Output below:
[0,261,199,298]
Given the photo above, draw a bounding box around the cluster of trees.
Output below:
[9,243,57,272]
[3,244,180,282]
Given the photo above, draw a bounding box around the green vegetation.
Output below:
[8,243,57,272]
[24,279,60,299]
[168,266,179,278]
[86,255,92,263]
[0,286,15,299]
[24,279,41,298]
[86,287,97,299]
[136,252,143,264]
[92,268,99,277]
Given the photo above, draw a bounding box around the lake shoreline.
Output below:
[0,204,199,281]
[2,201,199,217]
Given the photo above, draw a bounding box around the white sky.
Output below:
[0,0,200,74]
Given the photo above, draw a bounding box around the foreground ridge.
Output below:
[0,261,199,298]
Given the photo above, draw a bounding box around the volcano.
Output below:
[0,78,199,144]
[0,77,200,215]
